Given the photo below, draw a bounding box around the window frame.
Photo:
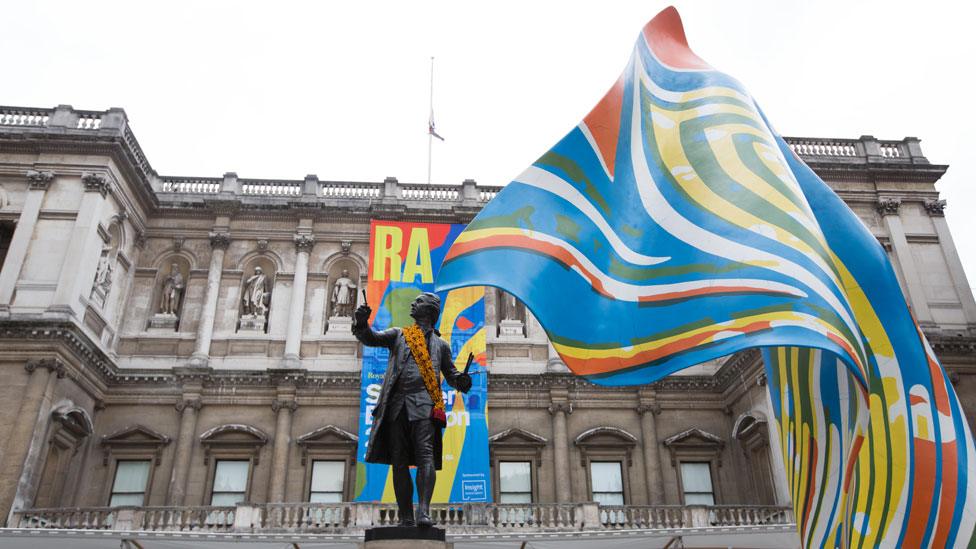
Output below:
[207,459,253,507]
[663,428,726,505]
[497,460,534,504]
[307,460,348,503]
[296,425,359,503]
[588,460,626,506]
[575,427,637,506]
[489,428,547,503]
[677,461,716,506]
[199,424,268,506]
[107,459,153,507]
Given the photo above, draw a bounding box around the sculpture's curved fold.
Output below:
[436,6,976,547]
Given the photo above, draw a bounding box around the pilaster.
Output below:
[877,198,933,324]
[0,171,53,311]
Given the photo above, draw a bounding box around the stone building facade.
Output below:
[0,105,973,536]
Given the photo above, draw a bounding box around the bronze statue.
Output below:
[353,292,472,528]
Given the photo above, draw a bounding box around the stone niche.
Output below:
[237,256,277,334]
[496,289,526,339]
[323,260,361,340]
[147,256,191,332]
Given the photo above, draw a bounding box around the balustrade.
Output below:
[11,503,793,534]
[240,179,303,196]
[0,107,51,127]
[160,177,222,193]
[401,184,461,201]
[320,181,383,199]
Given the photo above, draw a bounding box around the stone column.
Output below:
[268,396,298,502]
[49,173,112,317]
[637,402,665,504]
[166,397,202,505]
[877,198,933,324]
[0,171,53,311]
[0,359,63,524]
[283,234,314,367]
[548,399,573,502]
[925,200,976,324]
[189,232,230,366]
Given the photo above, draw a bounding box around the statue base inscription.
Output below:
[498,318,525,338]
[239,314,267,332]
[148,313,178,330]
[324,315,356,341]
[363,526,447,549]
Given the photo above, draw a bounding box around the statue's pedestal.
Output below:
[239,314,267,332]
[148,313,178,331]
[363,526,447,548]
[324,315,356,341]
[498,318,525,338]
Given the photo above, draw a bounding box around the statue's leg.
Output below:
[389,412,416,527]
[412,419,436,528]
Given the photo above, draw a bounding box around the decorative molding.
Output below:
[636,403,662,416]
[876,197,901,216]
[340,240,352,255]
[257,239,269,252]
[134,230,147,250]
[548,402,573,415]
[208,231,231,250]
[175,398,203,412]
[172,237,184,251]
[82,173,112,197]
[100,425,172,466]
[924,199,947,217]
[25,357,66,378]
[293,233,315,253]
[25,169,54,190]
[271,398,299,413]
[296,425,358,465]
[200,424,268,465]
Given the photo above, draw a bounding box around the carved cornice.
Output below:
[208,231,231,250]
[82,173,112,197]
[271,399,299,413]
[293,234,315,253]
[25,169,54,190]
[924,199,947,217]
[25,357,66,378]
[876,197,901,216]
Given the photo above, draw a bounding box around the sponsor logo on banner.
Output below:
[354,221,490,503]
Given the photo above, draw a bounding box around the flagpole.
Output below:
[427,56,434,185]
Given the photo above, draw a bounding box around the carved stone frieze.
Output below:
[82,173,112,197]
[876,197,901,216]
[208,232,231,250]
[25,357,66,378]
[924,199,947,216]
[271,399,299,413]
[175,398,203,413]
[293,233,315,253]
[25,169,54,190]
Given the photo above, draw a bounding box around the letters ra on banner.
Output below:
[354,220,491,503]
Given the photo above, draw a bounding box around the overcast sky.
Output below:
[5,1,975,289]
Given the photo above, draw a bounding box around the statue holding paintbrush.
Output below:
[352,290,473,528]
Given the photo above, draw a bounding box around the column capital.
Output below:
[293,234,315,253]
[82,173,112,197]
[876,197,901,216]
[25,170,54,190]
[548,402,573,415]
[924,199,947,217]
[25,358,66,378]
[175,398,203,412]
[208,232,231,250]
[271,399,299,413]
[636,403,662,416]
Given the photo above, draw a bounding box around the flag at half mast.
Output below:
[435,7,976,548]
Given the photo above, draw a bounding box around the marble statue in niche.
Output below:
[239,266,271,332]
[160,263,184,316]
[242,266,270,317]
[331,269,358,318]
[90,246,114,307]
[498,290,525,338]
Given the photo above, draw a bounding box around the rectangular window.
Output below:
[210,460,249,506]
[0,222,14,272]
[590,461,624,505]
[309,461,345,503]
[109,460,150,507]
[498,461,532,503]
[680,462,715,505]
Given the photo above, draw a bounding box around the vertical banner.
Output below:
[354,220,490,503]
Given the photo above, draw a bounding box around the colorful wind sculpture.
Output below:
[435,7,976,548]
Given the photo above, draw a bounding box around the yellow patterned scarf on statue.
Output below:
[402,324,447,427]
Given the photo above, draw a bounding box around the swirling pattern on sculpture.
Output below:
[436,7,975,547]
